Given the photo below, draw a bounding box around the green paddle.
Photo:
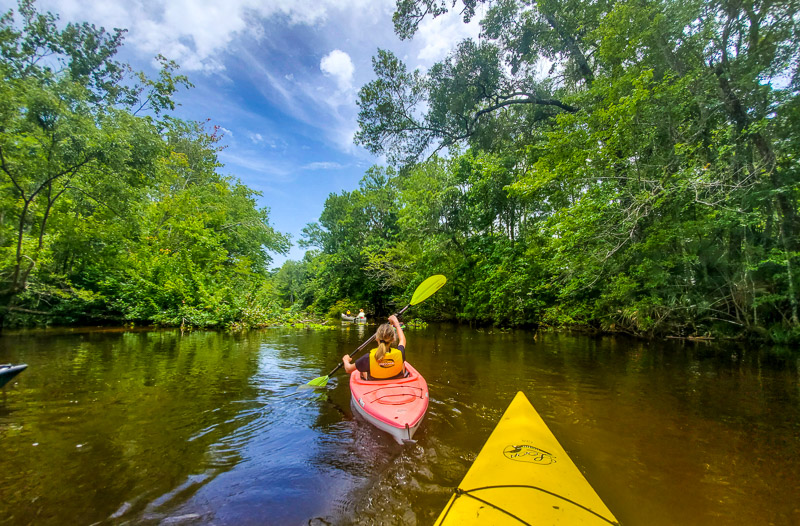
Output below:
[306,274,446,387]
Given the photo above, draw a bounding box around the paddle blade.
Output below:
[306,375,330,388]
[410,275,447,305]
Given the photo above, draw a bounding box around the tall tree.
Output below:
[350,0,800,337]
[103,119,289,326]
[0,1,289,328]
[0,0,189,323]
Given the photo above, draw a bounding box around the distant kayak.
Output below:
[341,313,356,322]
[349,362,428,444]
[0,364,28,388]
[435,391,619,525]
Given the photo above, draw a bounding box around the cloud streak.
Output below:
[302,161,345,170]
[19,0,395,72]
[2,0,484,265]
[8,0,481,158]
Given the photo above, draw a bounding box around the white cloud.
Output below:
[302,161,345,170]
[238,48,316,124]
[218,149,296,182]
[14,0,395,73]
[249,132,264,144]
[6,0,467,75]
[415,6,484,63]
[6,0,475,159]
[320,49,355,92]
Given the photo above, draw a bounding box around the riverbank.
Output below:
[3,312,797,347]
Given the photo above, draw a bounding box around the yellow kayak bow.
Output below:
[435,391,619,525]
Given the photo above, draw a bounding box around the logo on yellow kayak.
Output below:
[503,444,556,465]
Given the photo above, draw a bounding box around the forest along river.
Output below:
[0,325,798,525]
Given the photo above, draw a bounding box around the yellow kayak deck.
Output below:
[435,391,619,525]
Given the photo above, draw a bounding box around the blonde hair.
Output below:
[374,323,395,361]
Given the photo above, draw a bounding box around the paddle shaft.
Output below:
[325,304,411,379]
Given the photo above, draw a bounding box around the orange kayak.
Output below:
[349,362,428,444]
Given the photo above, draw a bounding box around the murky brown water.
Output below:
[1,325,798,525]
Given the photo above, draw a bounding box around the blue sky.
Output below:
[1,0,481,267]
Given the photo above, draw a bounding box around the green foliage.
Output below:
[5,0,798,345]
[0,1,288,328]
[285,0,800,343]
[297,166,404,315]
[284,321,336,331]
[767,325,800,345]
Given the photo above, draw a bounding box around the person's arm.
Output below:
[355,354,370,380]
[342,354,357,374]
[388,314,406,348]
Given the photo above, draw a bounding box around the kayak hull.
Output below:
[435,391,619,525]
[0,364,28,388]
[341,313,356,322]
[349,362,428,444]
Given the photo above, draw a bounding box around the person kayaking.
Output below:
[342,315,406,380]
[357,309,366,319]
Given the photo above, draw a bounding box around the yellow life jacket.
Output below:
[368,347,405,379]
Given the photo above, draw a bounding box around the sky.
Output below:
[0,0,482,267]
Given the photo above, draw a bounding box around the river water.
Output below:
[0,324,798,525]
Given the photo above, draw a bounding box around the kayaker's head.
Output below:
[375,323,396,361]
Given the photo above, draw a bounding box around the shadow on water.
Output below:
[0,325,798,525]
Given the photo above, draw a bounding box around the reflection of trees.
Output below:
[4,327,797,524]
[2,329,264,524]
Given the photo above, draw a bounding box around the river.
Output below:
[0,324,798,525]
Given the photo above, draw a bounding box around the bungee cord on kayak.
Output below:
[438,489,533,526]
[440,485,620,526]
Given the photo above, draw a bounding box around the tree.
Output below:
[274,260,306,306]
[97,119,289,326]
[0,1,290,328]
[350,0,800,337]
[0,1,189,324]
[355,42,576,165]
[300,166,403,314]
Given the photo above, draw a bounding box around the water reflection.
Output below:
[0,327,798,525]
